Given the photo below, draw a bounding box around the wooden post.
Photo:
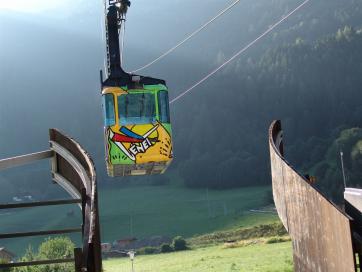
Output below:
[81,188,87,237]
[74,248,83,272]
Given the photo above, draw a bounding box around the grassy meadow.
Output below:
[103,242,293,272]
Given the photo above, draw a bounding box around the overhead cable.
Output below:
[130,0,242,73]
[170,0,311,104]
[101,0,108,77]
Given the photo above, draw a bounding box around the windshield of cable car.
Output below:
[118,92,156,125]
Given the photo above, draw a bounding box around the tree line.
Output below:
[170,26,362,202]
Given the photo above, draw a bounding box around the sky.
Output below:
[0,0,103,30]
[0,0,241,72]
[0,0,75,13]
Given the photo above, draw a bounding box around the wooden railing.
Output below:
[0,129,102,272]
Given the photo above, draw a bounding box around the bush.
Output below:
[137,246,158,255]
[14,237,75,272]
[160,243,173,253]
[0,259,11,272]
[37,237,74,260]
[265,236,291,244]
[188,222,287,247]
[172,236,187,251]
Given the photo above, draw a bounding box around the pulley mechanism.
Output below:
[112,0,131,17]
[102,0,131,85]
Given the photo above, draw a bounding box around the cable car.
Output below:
[100,0,173,177]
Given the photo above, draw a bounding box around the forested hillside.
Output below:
[172,26,362,202]
[310,127,362,202]
[1,0,362,204]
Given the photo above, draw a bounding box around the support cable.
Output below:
[101,0,108,77]
[170,0,311,104]
[131,0,242,73]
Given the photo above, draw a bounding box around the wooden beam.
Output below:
[0,150,53,170]
[0,199,82,210]
[74,248,83,272]
[0,258,75,268]
[0,227,82,239]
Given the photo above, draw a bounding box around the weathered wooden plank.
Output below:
[49,129,102,272]
[0,258,75,268]
[0,150,53,170]
[0,199,81,209]
[269,120,356,272]
[0,227,82,239]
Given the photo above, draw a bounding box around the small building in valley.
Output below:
[101,243,112,253]
[113,237,137,249]
[0,247,16,262]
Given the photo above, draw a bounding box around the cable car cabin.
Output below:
[100,0,172,176]
[101,83,173,177]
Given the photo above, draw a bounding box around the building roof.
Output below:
[0,247,16,258]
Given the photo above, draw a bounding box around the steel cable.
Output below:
[130,0,242,73]
[170,0,311,104]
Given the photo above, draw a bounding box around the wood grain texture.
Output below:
[269,120,355,272]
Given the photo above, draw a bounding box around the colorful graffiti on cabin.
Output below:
[106,122,172,165]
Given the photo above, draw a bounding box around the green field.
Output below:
[103,242,293,272]
[0,184,277,255]
[99,184,277,242]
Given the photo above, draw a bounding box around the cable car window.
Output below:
[102,94,116,126]
[118,92,156,124]
[158,91,170,123]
